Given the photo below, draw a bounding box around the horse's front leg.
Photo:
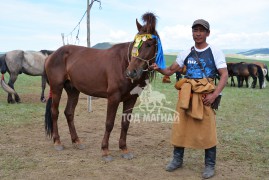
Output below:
[231,76,235,87]
[120,96,137,160]
[101,95,121,161]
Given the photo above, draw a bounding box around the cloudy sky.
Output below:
[1,0,269,52]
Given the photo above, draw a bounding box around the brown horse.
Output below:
[227,62,236,86]
[227,62,249,87]
[44,12,160,161]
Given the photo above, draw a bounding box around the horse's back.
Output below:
[252,62,266,69]
[4,50,48,75]
[5,50,24,72]
[22,51,47,75]
[6,50,24,60]
[45,44,129,97]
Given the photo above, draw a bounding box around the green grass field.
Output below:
[0,55,268,177]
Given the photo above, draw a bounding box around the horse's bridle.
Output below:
[127,34,158,72]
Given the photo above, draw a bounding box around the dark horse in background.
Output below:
[227,62,264,89]
[227,62,249,87]
[45,12,159,161]
[0,50,53,103]
[252,62,269,88]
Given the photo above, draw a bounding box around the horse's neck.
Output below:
[113,42,132,67]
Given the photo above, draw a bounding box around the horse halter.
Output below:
[128,34,158,72]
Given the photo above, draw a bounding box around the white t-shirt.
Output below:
[176,45,226,79]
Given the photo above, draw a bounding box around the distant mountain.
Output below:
[164,49,181,54]
[91,43,269,58]
[222,49,249,55]
[92,42,114,49]
[237,48,269,55]
[164,49,252,55]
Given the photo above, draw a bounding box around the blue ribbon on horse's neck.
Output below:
[152,35,166,70]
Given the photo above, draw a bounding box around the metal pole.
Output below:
[61,33,65,45]
[86,0,101,112]
[87,0,91,48]
[87,0,92,112]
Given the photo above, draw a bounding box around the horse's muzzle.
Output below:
[125,69,142,80]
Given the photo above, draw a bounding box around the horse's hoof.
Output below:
[54,145,64,151]
[102,155,113,162]
[41,98,46,103]
[8,100,15,104]
[121,152,134,160]
[73,143,86,150]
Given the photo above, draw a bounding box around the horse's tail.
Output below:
[0,55,17,94]
[1,74,17,94]
[264,64,269,82]
[45,88,53,138]
[256,64,264,89]
[0,54,8,74]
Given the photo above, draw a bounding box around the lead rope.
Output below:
[127,42,132,63]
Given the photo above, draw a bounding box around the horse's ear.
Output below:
[136,19,142,31]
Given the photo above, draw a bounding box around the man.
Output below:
[151,19,228,179]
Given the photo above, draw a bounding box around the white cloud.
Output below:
[211,31,269,49]
[1,0,269,51]
[158,25,192,50]
[108,30,130,42]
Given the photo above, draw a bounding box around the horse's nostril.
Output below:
[133,70,137,77]
[126,69,139,79]
[126,70,130,77]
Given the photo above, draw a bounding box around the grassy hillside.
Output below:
[92,42,114,49]
[164,55,269,67]
[238,48,269,55]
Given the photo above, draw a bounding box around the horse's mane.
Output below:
[142,12,158,35]
[141,12,159,82]
[40,50,54,56]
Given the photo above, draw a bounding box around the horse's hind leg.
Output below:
[51,86,64,150]
[63,82,84,150]
[119,97,137,160]
[251,76,256,88]
[7,73,20,103]
[40,75,46,103]
[237,76,241,88]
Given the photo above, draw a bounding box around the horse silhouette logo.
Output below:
[130,80,171,113]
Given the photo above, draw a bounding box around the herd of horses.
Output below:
[0,12,268,161]
[227,62,269,89]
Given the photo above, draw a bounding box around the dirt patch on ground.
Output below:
[0,94,265,180]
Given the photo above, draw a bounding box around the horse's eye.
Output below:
[146,42,151,47]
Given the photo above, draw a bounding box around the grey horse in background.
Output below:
[0,50,53,103]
